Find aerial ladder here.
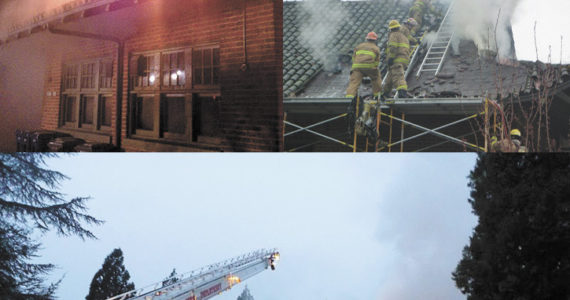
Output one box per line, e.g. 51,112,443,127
105,249,280,300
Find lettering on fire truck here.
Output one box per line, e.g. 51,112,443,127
200,283,222,299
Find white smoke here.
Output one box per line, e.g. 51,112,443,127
299,0,347,71
451,0,522,59
0,0,99,39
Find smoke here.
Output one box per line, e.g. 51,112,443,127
0,34,49,151
0,0,97,39
451,0,522,59
299,0,347,71
421,31,438,47
374,158,477,300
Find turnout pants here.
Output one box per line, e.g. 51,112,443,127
383,63,408,95
346,68,382,98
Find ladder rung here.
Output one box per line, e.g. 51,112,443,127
424,63,440,66
429,52,445,55
432,47,447,49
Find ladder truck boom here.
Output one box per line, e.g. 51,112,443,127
106,249,280,300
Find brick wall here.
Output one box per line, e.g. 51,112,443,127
39,0,283,152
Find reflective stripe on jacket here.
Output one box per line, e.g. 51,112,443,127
352,41,381,70
387,30,410,67
400,26,418,45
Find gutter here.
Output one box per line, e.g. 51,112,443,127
48,26,125,149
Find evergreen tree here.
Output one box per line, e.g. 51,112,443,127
86,249,135,300
0,221,58,299
0,153,103,299
237,286,254,300
162,268,179,287
453,154,570,299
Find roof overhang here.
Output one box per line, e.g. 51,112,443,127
284,97,487,116
1,0,154,45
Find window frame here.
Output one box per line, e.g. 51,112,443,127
59,58,114,133
128,44,221,144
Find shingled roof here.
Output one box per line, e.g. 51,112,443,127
406,40,533,99
284,0,569,100
283,0,423,97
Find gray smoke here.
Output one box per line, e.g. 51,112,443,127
299,0,347,71
451,0,522,59
0,0,81,38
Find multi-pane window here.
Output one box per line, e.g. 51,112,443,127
162,52,186,87
193,96,220,137
81,63,96,89
80,95,95,125
99,96,112,127
60,59,113,131
63,95,77,124
134,55,157,88
63,65,78,90
161,96,186,134
99,61,113,89
134,96,154,131
193,48,220,86
129,46,221,143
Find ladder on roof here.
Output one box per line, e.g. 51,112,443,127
416,1,456,78
106,249,280,300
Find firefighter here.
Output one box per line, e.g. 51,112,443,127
401,18,419,46
345,32,383,100
492,129,528,152
383,20,410,99
408,0,437,35
510,129,528,152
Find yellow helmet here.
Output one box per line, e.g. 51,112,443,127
389,20,401,30
510,129,522,137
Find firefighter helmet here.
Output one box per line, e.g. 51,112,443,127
366,31,378,41
404,18,418,27
389,20,401,30
510,129,522,137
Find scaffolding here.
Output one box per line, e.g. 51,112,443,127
283,1,508,152
284,96,499,152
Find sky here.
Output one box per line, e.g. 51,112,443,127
511,0,570,63
282,0,570,63
30,154,479,300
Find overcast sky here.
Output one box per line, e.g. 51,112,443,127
511,0,570,63
32,154,478,300
282,0,570,63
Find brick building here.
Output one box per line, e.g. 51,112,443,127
1,0,283,152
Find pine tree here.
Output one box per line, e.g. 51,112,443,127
0,153,103,298
86,249,135,300
453,154,570,299
0,221,58,299
0,153,103,239
237,286,254,300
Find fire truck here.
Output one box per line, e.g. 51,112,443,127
106,249,280,300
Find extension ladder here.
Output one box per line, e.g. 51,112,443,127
416,1,456,77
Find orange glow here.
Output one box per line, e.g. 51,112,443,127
227,275,241,284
